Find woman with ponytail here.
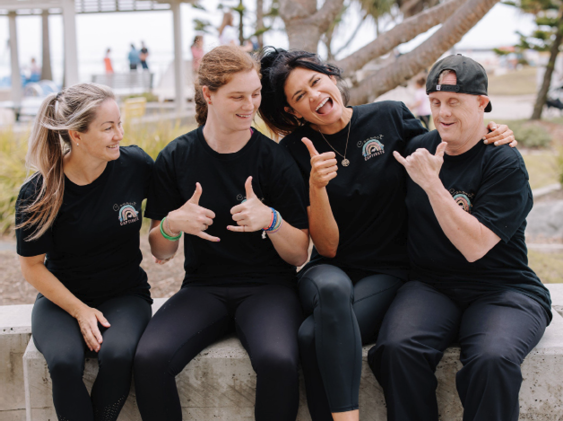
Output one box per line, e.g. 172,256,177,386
16,83,154,421
133,45,309,421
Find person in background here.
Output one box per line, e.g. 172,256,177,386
191,35,204,75
16,83,153,421
104,48,114,74
128,44,140,71
410,75,432,128
218,11,253,52
139,41,149,71
370,54,551,421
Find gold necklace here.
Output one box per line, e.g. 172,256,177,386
318,120,352,167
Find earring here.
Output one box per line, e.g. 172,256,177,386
76,142,79,146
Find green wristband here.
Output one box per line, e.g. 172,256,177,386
160,217,182,241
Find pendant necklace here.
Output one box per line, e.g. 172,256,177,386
318,119,352,167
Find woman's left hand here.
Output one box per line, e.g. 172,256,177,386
228,176,272,232
484,121,517,147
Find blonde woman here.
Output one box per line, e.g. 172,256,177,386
16,83,153,421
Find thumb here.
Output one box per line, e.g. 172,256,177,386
245,176,257,199
188,182,202,204
96,311,111,328
301,137,319,157
435,142,447,158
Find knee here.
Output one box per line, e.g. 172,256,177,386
99,343,136,372
134,338,169,375
304,266,353,306
253,348,299,380
369,334,419,370
47,351,84,381
465,346,520,375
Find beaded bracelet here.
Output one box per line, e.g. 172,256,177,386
160,217,182,241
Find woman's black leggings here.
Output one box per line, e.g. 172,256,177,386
133,283,303,421
32,294,152,421
298,264,403,419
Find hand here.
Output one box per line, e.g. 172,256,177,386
228,176,271,232
302,137,338,189
393,142,447,191
155,255,174,265
484,121,517,147
74,305,111,352
167,183,220,242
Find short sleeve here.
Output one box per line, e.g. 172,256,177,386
137,146,154,198
265,153,309,230
400,102,427,142
471,156,532,243
15,175,54,257
145,147,183,221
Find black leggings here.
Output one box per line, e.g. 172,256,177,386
298,264,403,419
32,294,152,421
133,283,303,421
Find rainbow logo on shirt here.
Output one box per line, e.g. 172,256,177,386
118,205,139,226
453,193,472,213
362,139,385,161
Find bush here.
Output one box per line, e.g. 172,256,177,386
510,121,552,148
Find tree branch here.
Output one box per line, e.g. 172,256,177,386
308,0,346,33
279,0,313,21
348,0,501,104
334,0,466,75
333,11,369,57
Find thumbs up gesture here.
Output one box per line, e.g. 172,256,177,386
167,182,220,242
302,137,338,189
393,142,447,191
228,176,272,233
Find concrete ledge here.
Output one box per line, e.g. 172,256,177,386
0,304,33,421
22,297,563,421
549,283,563,317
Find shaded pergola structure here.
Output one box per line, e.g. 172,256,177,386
0,0,194,112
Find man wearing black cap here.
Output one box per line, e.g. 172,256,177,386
368,55,552,421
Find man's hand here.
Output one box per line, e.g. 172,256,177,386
228,176,272,232
393,142,447,191
167,183,220,242
302,137,338,189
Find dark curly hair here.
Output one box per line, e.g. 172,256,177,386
258,47,349,137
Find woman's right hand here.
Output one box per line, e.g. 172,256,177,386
302,138,338,189
74,305,111,352
167,182,220,242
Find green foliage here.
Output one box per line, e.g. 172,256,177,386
511,121,553,147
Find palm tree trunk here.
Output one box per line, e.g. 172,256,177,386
256,0,264,49
531,9,563,120
41,10,52,81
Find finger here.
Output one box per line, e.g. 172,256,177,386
317,166,339,177
486,121,498,131
301,137,319,157
188,182,202,205
82,329,97,351
435,142,447,158
393,150,408,166
230,204,244,215
95,310,111,328
509,139,518,148
312,158,338,169
201,208,215,219
324,171,338,181
245,176,257,199
227,225,246,232
196,231,220,242
92,323,104,345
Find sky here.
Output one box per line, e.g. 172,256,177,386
0,1,536,85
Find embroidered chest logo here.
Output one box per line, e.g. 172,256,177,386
357,135,385,161
114,202,139,226
449,189,474,213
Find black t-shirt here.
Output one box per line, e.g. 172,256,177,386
281,101,427,279
405,131,552,321
16,145,154,306
145,126,309,286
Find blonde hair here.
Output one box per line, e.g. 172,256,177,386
19,83,115,240
438,69,456,84
194,45,260,127
218,12,234,36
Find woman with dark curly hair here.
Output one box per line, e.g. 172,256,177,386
258,47,516,421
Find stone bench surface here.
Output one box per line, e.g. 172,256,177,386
23,300,563,421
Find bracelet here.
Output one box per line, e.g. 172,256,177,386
263,208,283,233
160,217,182,241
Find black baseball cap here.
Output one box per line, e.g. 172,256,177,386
426,54,492,112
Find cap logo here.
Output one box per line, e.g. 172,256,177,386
436,85,441,91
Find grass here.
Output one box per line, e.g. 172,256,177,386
529,250,563,284
487,67,538,96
